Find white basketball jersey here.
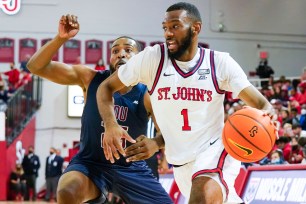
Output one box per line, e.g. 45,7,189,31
118,43,251,165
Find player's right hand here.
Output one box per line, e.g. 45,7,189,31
58,14,79,40
244,105,279,139
125,135,159,162
102,124,136,163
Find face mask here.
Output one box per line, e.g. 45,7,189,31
301,109,306,115
271,158,281,164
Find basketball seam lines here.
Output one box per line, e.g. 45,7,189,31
227,117,268,154
234,113,273,147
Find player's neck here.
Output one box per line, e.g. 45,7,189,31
175,43,199,62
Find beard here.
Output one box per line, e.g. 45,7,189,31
168,28,193,59
109,59,127,74
109,64,116,74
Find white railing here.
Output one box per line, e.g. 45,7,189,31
248,76,301,89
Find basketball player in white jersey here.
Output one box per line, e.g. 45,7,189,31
97,2,276,203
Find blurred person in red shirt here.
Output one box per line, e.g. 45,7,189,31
288,97,301,114
274,136,292,163
3,62,20,91
17,69,32,88
297,82,306,105
289,87,302,102
94,58,106,71
288,136,304,164
298,137,306,163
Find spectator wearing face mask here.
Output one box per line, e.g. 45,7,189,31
269,149,286,165
297,82,306,105
45,147,64,202
255,59,274,88
259,149,288,165
274,136,292,163
22,146,40,201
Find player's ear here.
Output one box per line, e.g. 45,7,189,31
192,22,201,35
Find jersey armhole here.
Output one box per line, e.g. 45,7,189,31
210,50,225,94
148,44,165,95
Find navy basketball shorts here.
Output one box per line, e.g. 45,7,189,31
64,158,173,204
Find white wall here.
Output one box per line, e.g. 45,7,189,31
1,0,306,189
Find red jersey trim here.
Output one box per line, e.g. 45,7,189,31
210,50,225,94
149,44,165,95
170,47,205,78
192,149,229,200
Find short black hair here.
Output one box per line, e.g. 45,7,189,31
113,36,142,51
166,2,202,23
276,136,290,144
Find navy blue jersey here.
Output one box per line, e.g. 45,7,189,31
76,70,148,165
65,71,173,203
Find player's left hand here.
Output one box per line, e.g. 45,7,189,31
125,135,159,162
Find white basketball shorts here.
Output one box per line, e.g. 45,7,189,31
172,138,243,203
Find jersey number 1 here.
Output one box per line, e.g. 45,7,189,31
181,109,191,131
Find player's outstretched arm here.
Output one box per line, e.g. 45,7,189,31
27,14,87,86
97,70,136,163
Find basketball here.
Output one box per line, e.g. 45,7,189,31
222,107,276,163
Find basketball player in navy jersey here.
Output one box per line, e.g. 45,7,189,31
97,2,277,204
27,15,172,204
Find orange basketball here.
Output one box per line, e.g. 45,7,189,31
222,107,276,163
